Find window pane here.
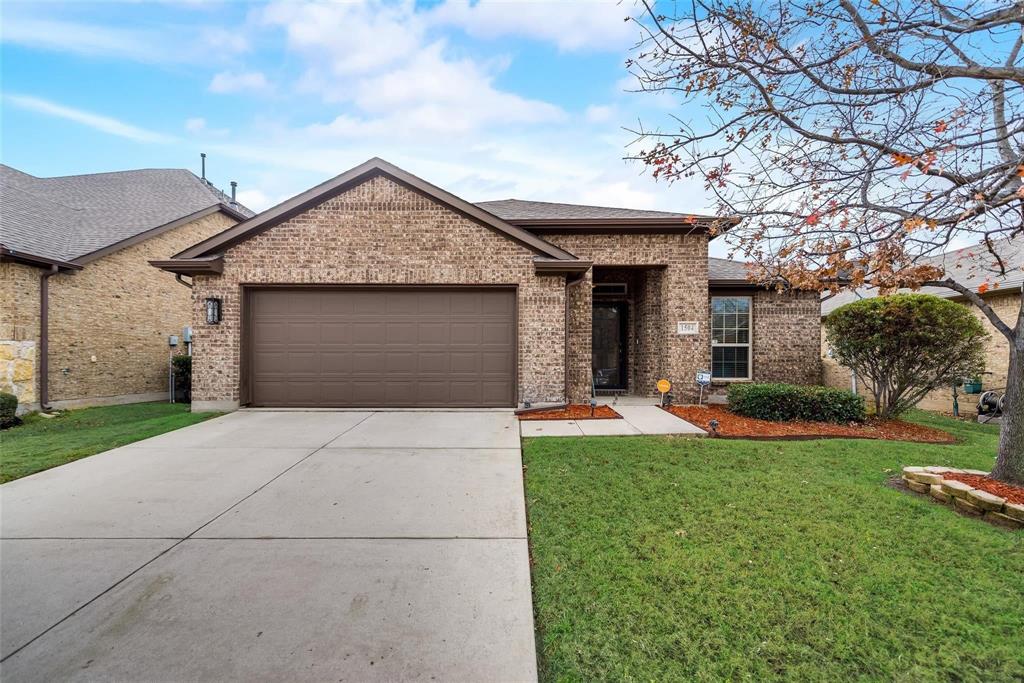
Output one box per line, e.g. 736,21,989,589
712,345,750,379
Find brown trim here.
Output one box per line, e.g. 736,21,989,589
73,204,245,266
39,265,59,410
149,257,224,275
534,258,593,274
0,245,82,271
239,284,520,408
174,158,577,262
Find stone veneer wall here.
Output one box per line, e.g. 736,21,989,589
190,175,567,409
0,211,236,411
821,290,1020,413
542,232,709,402
0,262,42,408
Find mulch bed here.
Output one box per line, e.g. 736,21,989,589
518,405,622,420
664,404,956,444
941,472,1024,505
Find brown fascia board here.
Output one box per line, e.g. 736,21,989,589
0,245,82,271
73,204,245,266
174,158,579,263
149,256,224,275
533,258,593,274
519,216,741,235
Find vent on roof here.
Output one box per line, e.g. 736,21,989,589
593,282,627,296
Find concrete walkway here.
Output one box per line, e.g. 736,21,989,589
520,404,706,438
1,410,536,682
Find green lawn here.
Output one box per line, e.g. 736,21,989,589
524,412,1023,682
0,402,220,483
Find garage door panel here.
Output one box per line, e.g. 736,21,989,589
320,323,350,344
450,323,481,345
417,323,449,344
385,352,416,373
249,288,515,407
449,352,480,374
351,322,385,344
481,352,512,374
386,322,417,344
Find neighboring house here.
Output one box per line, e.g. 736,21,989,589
153,158,821,411
0,164,253,413
821,237,1023,413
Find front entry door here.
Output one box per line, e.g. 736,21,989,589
592,302,628,391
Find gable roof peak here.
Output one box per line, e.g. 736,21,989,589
171,157,577,263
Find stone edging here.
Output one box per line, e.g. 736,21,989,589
902,467,1024,529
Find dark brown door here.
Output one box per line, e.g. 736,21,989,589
248,288,516,407
592,301,628,390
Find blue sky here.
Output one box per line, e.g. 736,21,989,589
2,0,722,250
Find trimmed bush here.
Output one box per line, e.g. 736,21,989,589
824,294,986,418
1,392,19,429
728,383,866,423
172,355,192,402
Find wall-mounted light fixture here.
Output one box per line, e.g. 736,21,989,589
205,297,222,325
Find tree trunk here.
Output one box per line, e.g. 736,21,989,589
991,343,1023,485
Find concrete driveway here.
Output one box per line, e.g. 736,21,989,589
0,410,536,682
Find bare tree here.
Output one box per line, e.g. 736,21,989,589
628,0,1024,482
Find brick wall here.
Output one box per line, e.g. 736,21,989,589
543,233,709,402
190,175,567,408
750,289,822,384
36,211,237,407
822,290,1020,413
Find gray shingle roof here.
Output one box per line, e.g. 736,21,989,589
476,198,709,221
821,237,1024,315
0,165,253,263
708,257,753,282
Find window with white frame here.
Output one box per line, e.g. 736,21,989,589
711,296,751,379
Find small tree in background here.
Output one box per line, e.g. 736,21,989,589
825,295,987,418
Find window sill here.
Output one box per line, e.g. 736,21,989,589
711,378,752,384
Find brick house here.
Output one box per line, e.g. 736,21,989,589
154,158,821,411
821,237,1022,413
0,164,252,412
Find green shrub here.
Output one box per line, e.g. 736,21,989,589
727,383,866,423
172,355,192,401
0,392,19,429
824,294,986,418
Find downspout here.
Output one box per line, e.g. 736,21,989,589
175,273,193,289
39,265,59,411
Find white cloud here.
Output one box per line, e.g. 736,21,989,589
5,94,176,144
208,70,271,94
185,117,207,132
428,0,636,52
1,8,248,64
235,188,278,212
585,104,616,123
259,1,564,136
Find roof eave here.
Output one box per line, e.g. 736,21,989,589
533,258,593,274
516,216,740,234
72,204,239,266
149,256,224,276
0,245,82,271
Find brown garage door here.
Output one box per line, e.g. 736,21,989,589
247,288,516,407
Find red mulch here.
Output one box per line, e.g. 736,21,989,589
518,404,622,420
941,472,1024,505
664,404,956,444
